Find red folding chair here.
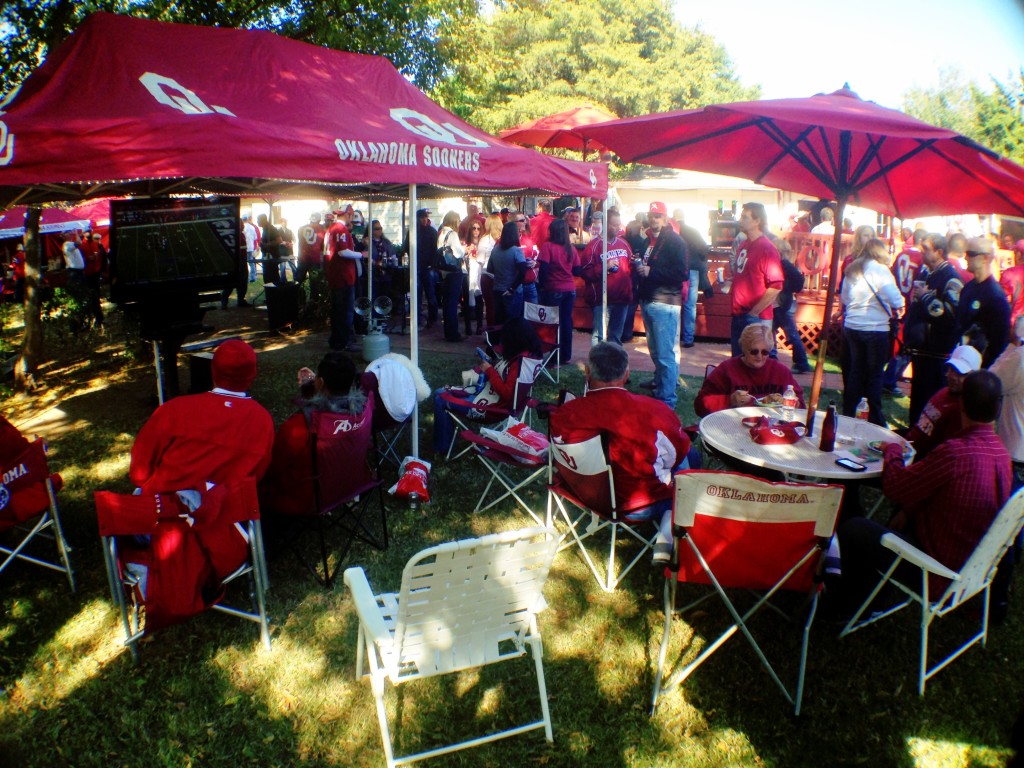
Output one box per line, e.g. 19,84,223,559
652,470,843,715
263,392,388,587
0,439,75,590
546,433,660,592
524,302,560,383
459,422,548,523
95,479,271,658
439,356,543,460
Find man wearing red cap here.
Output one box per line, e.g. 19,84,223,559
636,201,689,409
128,339,274,608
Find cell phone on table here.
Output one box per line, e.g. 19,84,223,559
835,457,867,472
475,347,489,361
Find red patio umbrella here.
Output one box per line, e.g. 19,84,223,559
581,87,1024,415
498,105,617,160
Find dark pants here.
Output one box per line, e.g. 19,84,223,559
418,269,438,323
842,328,890,424
540,289,576,364
838,517,919,615
329,284,355,349
85,272,104,326
496,287,524,324
909,353,948,426
441,270,463,340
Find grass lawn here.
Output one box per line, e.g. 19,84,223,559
0,304,1020,768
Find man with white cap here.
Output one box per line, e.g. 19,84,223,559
636,201,689,409
904,344,983,460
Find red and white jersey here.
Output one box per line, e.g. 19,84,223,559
732,235,784,319
324,220,356,289
891,247,923,303
1000,264,1024,327
298,222,326,267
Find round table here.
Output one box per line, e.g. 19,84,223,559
698,406,914,480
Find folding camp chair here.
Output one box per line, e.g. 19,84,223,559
546,433,660,592
459,425,548,523
840,487,1024,695
269,392,388,587
524,302,560,383
652,471,843,715
361,363,418,472
344,526,559,768
0,438,75,590
439,356,543,460
95,479,271,658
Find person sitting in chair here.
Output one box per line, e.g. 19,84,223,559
548,342,693,564
260,352,368,517
694,325,805,417
127,339,274,628
432,317,542,454
837,369,1012,617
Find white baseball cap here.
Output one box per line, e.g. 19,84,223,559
947,345,982,374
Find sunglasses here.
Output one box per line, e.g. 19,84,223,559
745,348,771,356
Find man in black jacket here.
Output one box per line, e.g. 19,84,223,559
637,201,689,409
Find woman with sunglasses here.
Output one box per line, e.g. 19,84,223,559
694,324,804,417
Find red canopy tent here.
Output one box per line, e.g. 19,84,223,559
0,206,90,239
498,105,617,159
66,198,113,228
0,13,606,205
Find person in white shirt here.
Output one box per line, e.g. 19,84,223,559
990,316,1024,489
810,207,835,235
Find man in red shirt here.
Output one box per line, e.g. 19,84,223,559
730,202,784,356
838,369,1011,612
580,208,633,344
296,212,326,284
1001,244,1024,328
530,198,555,248
549,342,692,563
323,208,363,352
903,344,981,459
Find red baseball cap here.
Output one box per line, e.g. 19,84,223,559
747,416,805,445
649,202,668,216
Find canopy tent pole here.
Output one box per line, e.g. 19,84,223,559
409,184,420,458
366,200,373,303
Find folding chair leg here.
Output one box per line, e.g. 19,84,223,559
528,634,554,742
48,480,76,591
651,570,678,714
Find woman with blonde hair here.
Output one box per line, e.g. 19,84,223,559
840,238,904,424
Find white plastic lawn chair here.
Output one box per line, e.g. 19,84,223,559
840,486,1024,695
344,526,559,768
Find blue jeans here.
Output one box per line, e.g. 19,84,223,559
496,287,524,323
329,285,355,349
641,301,681,409
773,304,810,371
591,303,629,345
247,251,257,282
441,270,463,339
522,282,538,306
541,289,576,364
682,269,700,345
842,328,889,424
730,313,771,357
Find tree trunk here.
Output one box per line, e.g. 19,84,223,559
14,206,42,391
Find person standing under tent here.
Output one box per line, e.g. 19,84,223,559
580,209,633,345
956,237,1010,369
324,208,362,353
436,211,466,342
296,212,325,284
530,198,555,249
537,218,582,365
487,221,527,323
242,215,259,283
676,210,710,350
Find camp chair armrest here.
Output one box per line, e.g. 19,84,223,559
343,566,394,650
880,533,959,581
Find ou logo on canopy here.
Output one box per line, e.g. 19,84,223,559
139,72,236,116
389,108,488,149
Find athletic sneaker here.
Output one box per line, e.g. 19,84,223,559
652,543,672,565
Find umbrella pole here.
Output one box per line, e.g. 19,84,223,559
806,197,848,419
601,195,609,342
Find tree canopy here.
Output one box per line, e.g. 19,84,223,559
0,0,473,96
432,0,758,132
902,67,1024,165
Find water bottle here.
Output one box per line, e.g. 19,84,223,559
854,397,870,444
781,385,798,422
818,402,837,452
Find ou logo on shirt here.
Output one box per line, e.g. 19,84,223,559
735,248,749,274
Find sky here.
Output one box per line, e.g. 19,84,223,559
677,0,1024,109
